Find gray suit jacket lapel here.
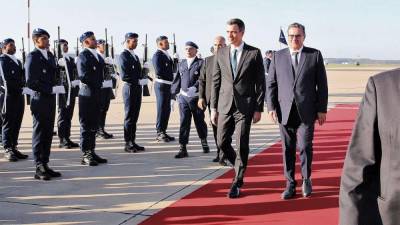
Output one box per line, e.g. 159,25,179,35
224,47,234,81
284,48,295,85
235,44,249,81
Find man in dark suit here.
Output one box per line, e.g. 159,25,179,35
266,22,328,199
263,50,273,74
198,36,227,165
152,36,175,142
56,39,80,149
171,41,209,158
119,32,147,153
77,31,108,166
26,28,63,180
339,69,400,225
210,18,265,198
0,38,28,162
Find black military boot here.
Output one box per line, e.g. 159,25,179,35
96,128,113,139
60,138,79,149
12,147,28,160
201,139,210,153
34,164,51,180
91,150,108,164
43,164,62,178
81,151,98,166
175,144,189,158
124,142,137,153
4,148,18,162
156,132,169,142
132,143,145,151
164,132,175,141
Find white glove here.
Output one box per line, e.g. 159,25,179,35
57,58,66,67
111,73,119,79
22,87,35,95
74,57,79,64
173,53,179,59
52,85,66,94
170,99,175,112
102,79,113,88
143,62,150,69
71,80,80,87
139,78,148,86
187,86,197,97
104,57,114,65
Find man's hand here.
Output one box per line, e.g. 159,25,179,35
211,110,218,126
268,111,278,124
253,111,262,124
317,112,327,126
198,98,206,110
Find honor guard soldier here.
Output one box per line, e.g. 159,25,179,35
96,39,115,139
0,41,3,145
0,38,28,162
26,28,63,180
56,39,80,149
198,36,227,165
119,32,147,153
77,31,108,166
152,36,175,142
171,41,209,158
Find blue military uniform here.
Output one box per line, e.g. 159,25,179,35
26,28,60,180
119,32,146,152
0,40,27,161
171,41,209,158
76,31,108,166
152,40,175,142
56,40,80,148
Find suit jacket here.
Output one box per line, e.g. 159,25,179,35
210,43,265,116
152,50,174,81
76,49,104,97
199,55,216,104
26,48,57,96
0,55,25,95
171,57,203,99
339,69,400,225
266,47,328,125
119,49,142,85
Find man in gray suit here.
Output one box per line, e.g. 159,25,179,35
210,18,265,198
198,35,227,165
339,69,400,225
266,22,328,199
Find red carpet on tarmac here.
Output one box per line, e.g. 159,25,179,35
140,104,359,225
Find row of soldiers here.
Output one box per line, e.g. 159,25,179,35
0,28,227,180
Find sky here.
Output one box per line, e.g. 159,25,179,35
1,0,399,60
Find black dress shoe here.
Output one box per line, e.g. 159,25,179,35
44,164,62,177
34,165,51,180
81,152,98,166
12,148,29,160
212,156,220,162
281,184,296,200
4,149,18,162
302,179,312,197
156,133,169,142
164,133,175,141
228,183,240,198
201,139,210,153
132,143,145,151
96,129,113,139
175,145,188,158
219,157,228,166
124,142,137,153
59,138,79,149
91,151,108,164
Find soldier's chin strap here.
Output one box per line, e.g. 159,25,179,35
0,63,7,114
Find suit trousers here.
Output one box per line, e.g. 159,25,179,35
208,106,222,157
217,103,252,184
178,95,207,145
79,93,100,151
279,102,315,186
31,94,56,165
123,84,142,143
2,94,25,149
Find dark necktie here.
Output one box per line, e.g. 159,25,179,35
232,49,238,77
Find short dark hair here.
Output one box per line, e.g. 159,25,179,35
227,18,245,32
287,22,306,37
156,36,168,43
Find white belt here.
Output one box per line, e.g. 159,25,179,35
155,78,172,85
179,89,198,98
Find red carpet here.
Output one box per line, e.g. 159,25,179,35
140,104,359,225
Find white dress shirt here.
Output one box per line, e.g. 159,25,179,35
289,46,304,65
86,47,99,61
37,48,49,60
159,49,171,60
4,53,19,65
